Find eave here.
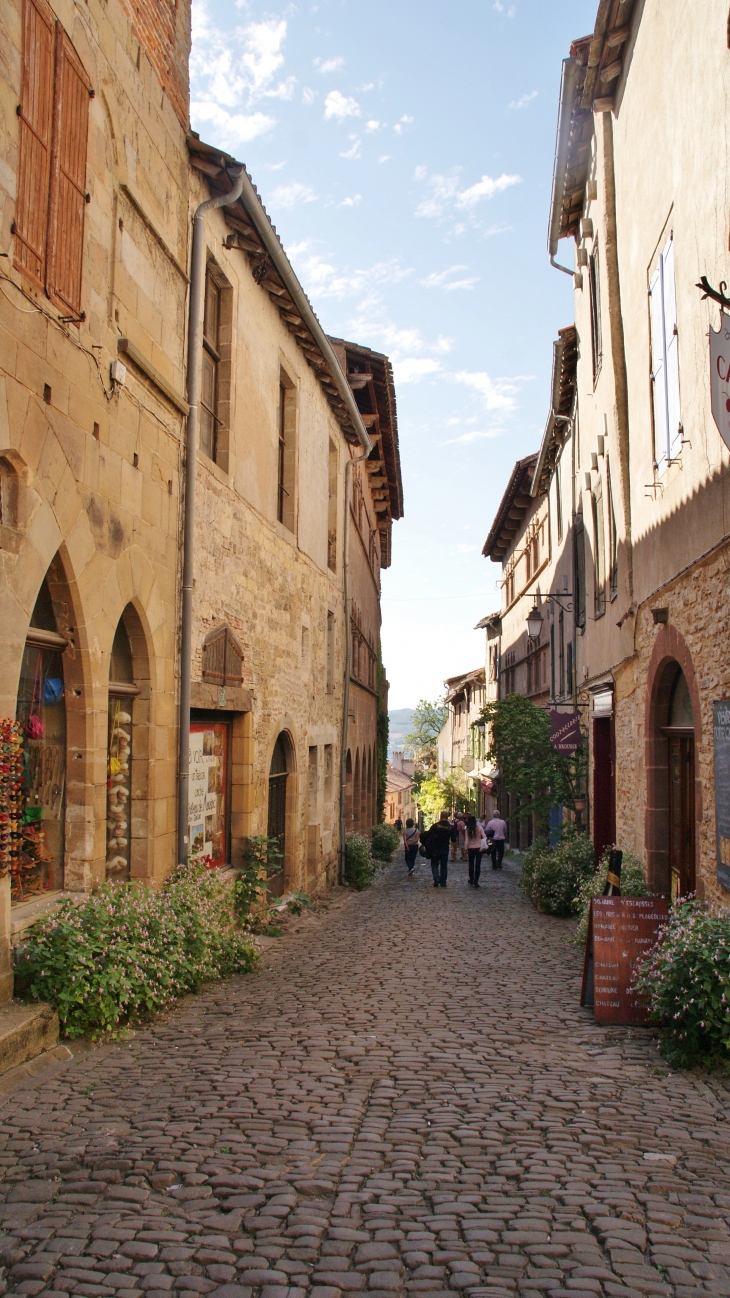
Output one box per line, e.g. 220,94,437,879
531,325,578,498
482,454,538,563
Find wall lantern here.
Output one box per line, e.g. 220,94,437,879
526,605,543,640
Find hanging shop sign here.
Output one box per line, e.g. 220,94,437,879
710,313,730,450
713,700,730,891
549,709,582,753
581,895,668,1025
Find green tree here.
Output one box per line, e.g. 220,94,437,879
416,769,470,826
481,694,586,834
404,697,448,771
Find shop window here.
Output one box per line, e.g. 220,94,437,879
188,718,230,867
15,577,67,902
106,616,139,883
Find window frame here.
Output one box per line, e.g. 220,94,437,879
589,242,603,385
649,233,682,473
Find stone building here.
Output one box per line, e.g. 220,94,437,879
0,0,192,998
384,751,417,828
0,0,402,1017
545,0,730,902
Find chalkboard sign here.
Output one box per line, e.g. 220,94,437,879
581,896,668,1025
714,701,730,891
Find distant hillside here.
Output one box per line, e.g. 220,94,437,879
388,708,414,758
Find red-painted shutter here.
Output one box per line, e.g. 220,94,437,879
14,0,55,290
45,25,91,316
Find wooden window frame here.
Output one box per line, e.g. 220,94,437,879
589,243,603,385
14,0,91,318
277,371,297,531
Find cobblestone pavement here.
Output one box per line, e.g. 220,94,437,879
0,855,729,1298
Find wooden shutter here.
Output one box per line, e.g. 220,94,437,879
14,0,55,290
45,25,91,316
662,237,682,458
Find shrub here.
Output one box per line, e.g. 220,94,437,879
344,833,379,890
14,862,258,1039
574,847,653,945
371,823,401,860
521,826,595,916
632,900,730,1069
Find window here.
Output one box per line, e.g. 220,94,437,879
592,478,606,618
201,624,243,687
607,459,618,599
550,624,556,699
559,609,565,698
326,609,335,694
14,0,92,317
323,744,333,800
200,267,221,461
575,510,586,629
327,439,338,571
277,373,297,530
555,457,563,542
567,642,574,696
525,544,531,582
589,244,603,382
649,234,681,470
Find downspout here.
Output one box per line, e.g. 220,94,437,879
339,448,369,884
177,166,245,865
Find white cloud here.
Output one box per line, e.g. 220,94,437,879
452,370,521,412
270,182,316,209
415,168,521,220
340,194,362,207
445,429,505,445
324,90,361,120
365,120,381,133
454,543,478,552
394,114,414,134
508,90,537,110
393,358,441,384
493,1,516,13
421,265,479,292
314,56,344,73
242,18,288,96
378,154,391,164
432,336,454,354
340,137,361,159
302,87,316,105
292,252,412,300
190,5,293,148
189,102,276,148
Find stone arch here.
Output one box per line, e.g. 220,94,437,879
106,602,153,884
266,727,297,895
644,623,702,896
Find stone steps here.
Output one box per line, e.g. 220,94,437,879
0,1001,59,1076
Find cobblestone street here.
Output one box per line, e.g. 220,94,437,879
0,856,729,1298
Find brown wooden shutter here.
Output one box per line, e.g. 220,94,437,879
14,0,55,290
45,24,91,316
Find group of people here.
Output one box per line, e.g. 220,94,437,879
399,809,507,888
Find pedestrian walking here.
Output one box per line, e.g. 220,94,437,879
422,810,455,887
402,818,420,876
457,814,468,861
450,813,459,860
485,809,507,869
394,816,403,831
464,814,487,886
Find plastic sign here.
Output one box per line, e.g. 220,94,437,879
710,312,730,449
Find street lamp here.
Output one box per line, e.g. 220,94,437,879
526,605,543,640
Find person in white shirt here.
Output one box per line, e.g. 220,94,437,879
402,819,420,876
485,811,507,870
464,815,487,887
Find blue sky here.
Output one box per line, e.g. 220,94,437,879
190,0,597,709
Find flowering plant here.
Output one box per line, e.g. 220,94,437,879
345,832,380,890
14,861,257,1039
632,899,730,1069
521,826,595,916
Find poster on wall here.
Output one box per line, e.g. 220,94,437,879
713,701,730,890
188,725,228,866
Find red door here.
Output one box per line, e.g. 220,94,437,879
592,716,616,864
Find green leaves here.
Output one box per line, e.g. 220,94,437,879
632,901,730,1069
404,698,448,770
482,694,586,832
371,823,401,860
14,863,258,1039
344,833,381,890
521,828,595,916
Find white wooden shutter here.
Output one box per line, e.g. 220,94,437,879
649,261,668,467
662,237,681,457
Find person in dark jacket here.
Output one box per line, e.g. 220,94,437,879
422,810,455,888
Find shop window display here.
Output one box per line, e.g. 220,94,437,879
107,618,137,883
14,580,67,902
188,721,229,866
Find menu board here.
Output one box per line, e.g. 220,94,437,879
581,896,668,1025
188,723,228,866
714,701,730,891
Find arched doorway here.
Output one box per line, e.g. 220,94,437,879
15,575,67,901
665,668,696,900
106,606,149,882
267,733,291,896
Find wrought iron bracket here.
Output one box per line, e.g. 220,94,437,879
696,275,730,311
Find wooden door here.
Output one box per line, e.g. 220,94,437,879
669,736,695,900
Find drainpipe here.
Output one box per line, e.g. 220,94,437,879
339,449,369,884
177,166,245,865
